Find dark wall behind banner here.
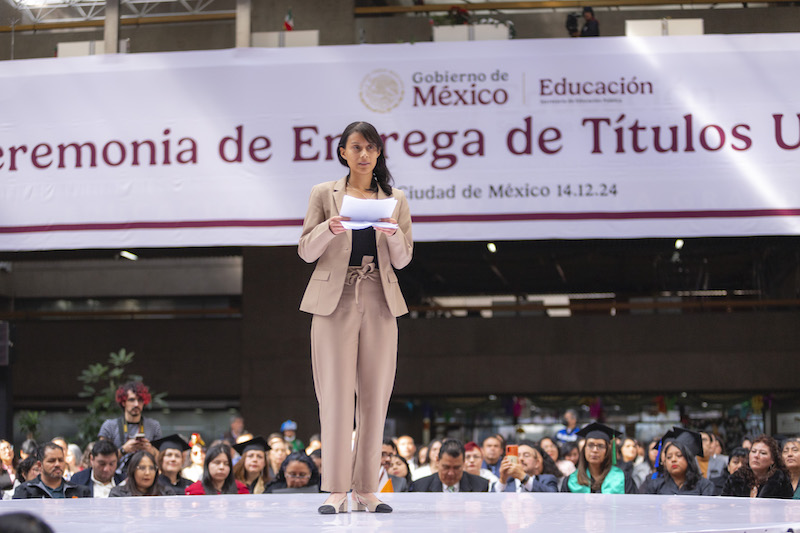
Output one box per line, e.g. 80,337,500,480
10,246,800,440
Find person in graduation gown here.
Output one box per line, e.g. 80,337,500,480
185,443,249,495
232,437,271,495
152,435,193,494
561,423,637,494
639,427,716,495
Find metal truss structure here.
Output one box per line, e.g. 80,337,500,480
8,0,234,24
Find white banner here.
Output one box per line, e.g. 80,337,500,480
1,34,799,251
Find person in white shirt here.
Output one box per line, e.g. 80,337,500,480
494,441,559,493
69,440,121,498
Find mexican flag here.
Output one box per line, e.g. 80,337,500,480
283,9,294,31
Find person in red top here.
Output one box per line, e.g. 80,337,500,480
185,444,249,495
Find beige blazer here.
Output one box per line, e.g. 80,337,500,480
298,177,413,317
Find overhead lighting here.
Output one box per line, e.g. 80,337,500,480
486,242,497,253
119,250,138,261
674,239,684,250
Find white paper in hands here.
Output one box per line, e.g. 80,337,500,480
340,196,398,230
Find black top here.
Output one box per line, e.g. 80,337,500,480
639,475,716,495
581,19,599,37
722,468,794,498
349,227,378,267
158,474,192,494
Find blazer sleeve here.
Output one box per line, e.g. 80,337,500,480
298,183,337,264
385,189,413,270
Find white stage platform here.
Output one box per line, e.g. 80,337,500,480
2,493,799,533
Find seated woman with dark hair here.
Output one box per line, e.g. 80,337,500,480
539,437,575,478
232,437,271,495
722,434,793,498
2,456,40,500
389,454,413,488
151,435,193,494
109,451,176,497
711,446,748,495
639,428,715,495
632,438,659,488
561,423,637,494
265,452,321,493
185,443,249,495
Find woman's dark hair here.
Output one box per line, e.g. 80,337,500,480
278,452,320,487
561,441,579,462
520,440,562,478
538,437,562,461
659,440,703,490
645,438,660,469
21,439,38,458
125,450,159,496
337,121,394,196
16,456,38,482
391,454,413,486
201,443,238,495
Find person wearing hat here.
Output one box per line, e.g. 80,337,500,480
151,435,193,494
580,7,599,37
232,437,271,494
639,428,715,495
281,420,305,453
562,423,636,494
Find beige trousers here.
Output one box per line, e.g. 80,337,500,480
311,263,398,493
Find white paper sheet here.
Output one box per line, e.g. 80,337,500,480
340,196,398,230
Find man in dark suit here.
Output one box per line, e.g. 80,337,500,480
410,439,489,492
14,443,91,499
70,440,124,497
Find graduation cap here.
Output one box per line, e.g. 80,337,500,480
663,427,704,458
576,422,622,442
232,436,270,456
577,423,623,465
151,434,191,454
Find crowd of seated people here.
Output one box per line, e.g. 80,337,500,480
2,393,798,501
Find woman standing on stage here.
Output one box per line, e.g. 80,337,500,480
298,121,413,514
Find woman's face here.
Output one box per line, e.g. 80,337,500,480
161,449,183,475
584,438,608,467
428,442,442,470
621,439,638,463
565,447,580,466
664,444,688,480
244,450,266,475
339,131,380,181
749,442,774,474
133,456,157,491
540,438,559,462
208,453,231,483
389,456,408,478
783,441,800,471
191,445,205,466
270,441,288,466
418,446,428,465
0,441,13,463
284,460,312,488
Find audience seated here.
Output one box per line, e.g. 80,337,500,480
561,423,637,494
710,446,747,495
639,428,715,495
389,454,413,488
463,441,499,488
1,439,17,493
632,438,659,488
266,433,290,481
13,442,91,499
232,436,271,494
264,452,320,493
109,450,175,497
182,433,206,482
379,439,408,492
411,439,441,481
186,443,249,495
495,441,558,493
480,435,504,478
699,432,728,479
540,436,577,478
410,439,489,492
152,435,193,494
722,435,793,498
2,455,40,500
69,440,123,497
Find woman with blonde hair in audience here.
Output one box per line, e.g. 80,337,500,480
781,437,800,499
152,435,193,494
722,434,793,498
562,423,637,494
110,450,176,497
232,437,271,494
185,443,249,495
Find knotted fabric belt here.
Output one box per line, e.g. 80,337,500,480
345,260,379,307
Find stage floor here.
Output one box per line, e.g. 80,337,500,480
2,493,799,533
